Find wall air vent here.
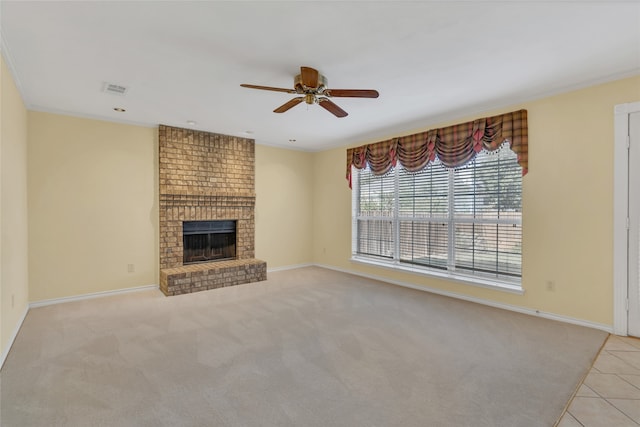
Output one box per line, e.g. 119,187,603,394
102,82,128,96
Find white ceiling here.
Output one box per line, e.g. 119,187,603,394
2,1,639,151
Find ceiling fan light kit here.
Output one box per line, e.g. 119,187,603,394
241,66,379,118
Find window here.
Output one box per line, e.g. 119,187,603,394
352,143,522,286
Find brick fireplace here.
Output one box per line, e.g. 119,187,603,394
158,125,266,296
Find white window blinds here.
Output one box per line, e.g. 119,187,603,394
353,143,522,282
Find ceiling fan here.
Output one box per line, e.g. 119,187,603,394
240,66,379,118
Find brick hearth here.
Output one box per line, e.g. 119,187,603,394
160,259,267,296
158,125,266,296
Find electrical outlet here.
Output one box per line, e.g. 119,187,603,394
546,280,556,292
127,264,135,273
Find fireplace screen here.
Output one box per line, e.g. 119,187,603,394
183,220,236,264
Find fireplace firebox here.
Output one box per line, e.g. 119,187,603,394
183,220,236,264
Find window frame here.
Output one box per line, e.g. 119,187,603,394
351,148,523,294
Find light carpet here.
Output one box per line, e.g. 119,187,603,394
0,267,607,426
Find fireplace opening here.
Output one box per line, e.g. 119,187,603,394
183,220,236,264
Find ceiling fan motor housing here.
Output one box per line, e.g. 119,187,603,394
295,73,327,94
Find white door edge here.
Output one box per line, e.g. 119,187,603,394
613,101,640,336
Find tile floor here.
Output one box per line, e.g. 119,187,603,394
557,334,640,426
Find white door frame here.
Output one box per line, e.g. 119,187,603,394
613,101,640,335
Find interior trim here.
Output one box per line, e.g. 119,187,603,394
267,263,314,273
613,101,640,336
29,284,159,308
0,305,29,371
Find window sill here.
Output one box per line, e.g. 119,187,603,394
350,256,524,295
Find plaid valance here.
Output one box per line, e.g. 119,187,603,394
346,109,528,188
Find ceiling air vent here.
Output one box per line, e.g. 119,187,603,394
102,82,128,96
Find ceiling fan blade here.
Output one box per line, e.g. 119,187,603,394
274,97,304,113
324,89,379,98
301,66,319,89
318,98,348,118
241,84,297,94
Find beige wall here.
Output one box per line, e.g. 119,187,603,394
1,56,29,356
11,71,640,331
27,113,158,301
26,115,315,301
312,75,640,327
255,144,313,268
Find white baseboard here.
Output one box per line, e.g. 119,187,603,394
314,263,613,334
0,304,29,371
29,284,159,308
267,263,314,273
